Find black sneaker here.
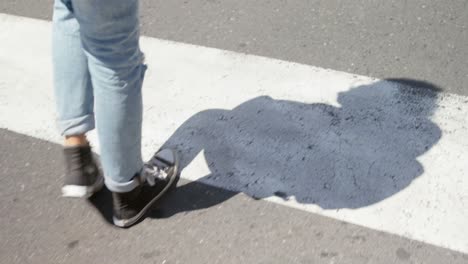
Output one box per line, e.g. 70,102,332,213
112,148,179,227
61,145,104,198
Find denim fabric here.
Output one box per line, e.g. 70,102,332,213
53,0,146,192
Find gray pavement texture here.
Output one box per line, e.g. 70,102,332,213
1,129,467,263
1,0,467,96
1,1,468,263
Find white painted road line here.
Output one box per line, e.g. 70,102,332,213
0,13,467,253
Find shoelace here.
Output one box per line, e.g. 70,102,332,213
143,163,168,186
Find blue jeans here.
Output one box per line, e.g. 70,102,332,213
52,0,146,192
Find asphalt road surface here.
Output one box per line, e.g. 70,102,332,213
0,1,467,263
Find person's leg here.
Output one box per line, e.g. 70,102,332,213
52,0,103,197
53,0,94,140
69,0,145,193
71,0,179,227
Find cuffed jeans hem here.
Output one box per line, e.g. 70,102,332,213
105,173,142,193
58,114,95,136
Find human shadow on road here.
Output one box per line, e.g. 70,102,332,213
90,78,442,223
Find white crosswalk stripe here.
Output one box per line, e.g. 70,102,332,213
0,13,467,253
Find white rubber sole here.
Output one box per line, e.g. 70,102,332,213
62,175,104,198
